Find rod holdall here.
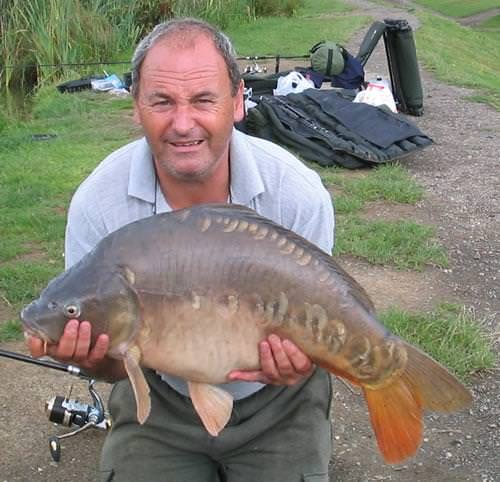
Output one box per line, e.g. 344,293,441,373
384,19,424,116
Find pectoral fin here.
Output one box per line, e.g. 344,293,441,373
188,381,233,436
124,345,151,424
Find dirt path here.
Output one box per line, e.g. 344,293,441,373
332,1,499,480
458,8,500,26
0,1,499,481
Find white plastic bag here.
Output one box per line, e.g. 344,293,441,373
273,71,315,96
91,74,124,92
353,82,397,113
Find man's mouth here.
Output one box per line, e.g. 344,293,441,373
170,140,203,147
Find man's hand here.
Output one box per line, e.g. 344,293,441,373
26,319,121,379
228,334,314,386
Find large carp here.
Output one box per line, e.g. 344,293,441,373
21,204,472,463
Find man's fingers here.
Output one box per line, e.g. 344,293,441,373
227,336,314,386
26,334,46,358
227,370,270,384
268,334,301,378
50,319,80,361
72,321,92,362
87,334,110,365
282,339,313,375
259,338,282,381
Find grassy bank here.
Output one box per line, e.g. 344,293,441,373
416,11,500,110
413,0,500,18
0,90,137,317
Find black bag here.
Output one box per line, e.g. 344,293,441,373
243,90,432,169
331,49,365,90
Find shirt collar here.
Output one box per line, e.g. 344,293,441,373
127,129,265,207
229,128,265,205
128,137,156,204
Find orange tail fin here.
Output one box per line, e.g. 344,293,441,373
362,342,472,464
363,373,423,463
320,341,473,464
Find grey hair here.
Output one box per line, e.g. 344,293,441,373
131,18,241,97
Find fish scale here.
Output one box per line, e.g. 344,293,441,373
21,203,472,464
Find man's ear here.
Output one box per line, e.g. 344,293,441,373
133,103,141,125
233,80,245,123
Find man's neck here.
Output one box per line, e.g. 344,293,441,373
154,160,231,211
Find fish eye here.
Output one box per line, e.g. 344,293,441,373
64,303,81,318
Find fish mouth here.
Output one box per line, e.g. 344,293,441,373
22,324,54,344
20,304,56,343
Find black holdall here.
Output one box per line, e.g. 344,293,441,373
243,90,433,169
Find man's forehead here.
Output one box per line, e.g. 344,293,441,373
152,31,219,58
139,33,231,89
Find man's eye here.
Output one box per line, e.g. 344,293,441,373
197,98,214,104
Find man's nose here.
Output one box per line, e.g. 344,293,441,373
171,105,196,134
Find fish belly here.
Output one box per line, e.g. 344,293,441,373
138,294,266,383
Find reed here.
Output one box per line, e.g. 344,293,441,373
0,0,306,107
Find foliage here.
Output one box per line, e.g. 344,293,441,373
247,0,305,18
1,0,126,97
0,319,23,341
381,304,497,380
299,0,353,16
0,0,322,102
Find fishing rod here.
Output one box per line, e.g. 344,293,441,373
0,348,87,377
0,348,110,462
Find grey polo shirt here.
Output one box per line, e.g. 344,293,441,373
65,128,335,399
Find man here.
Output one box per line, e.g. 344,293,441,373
28,18,335,482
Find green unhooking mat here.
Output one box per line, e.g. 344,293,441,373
244,89,432,169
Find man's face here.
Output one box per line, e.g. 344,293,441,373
134,34,244,182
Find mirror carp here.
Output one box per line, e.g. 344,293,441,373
21,204,472,463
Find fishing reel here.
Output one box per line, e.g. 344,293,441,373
0,348,111,463
46,379,111,462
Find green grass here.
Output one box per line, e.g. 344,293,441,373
416,11,500,110
0,87,137,336
0,319,23,341
381,304,497,381
299,0,353,16
318,164,425,210
479,14,500,29
335,217,448,270
0,90,135,265
314,164,445,269
414,0,500,18
227,14,370,55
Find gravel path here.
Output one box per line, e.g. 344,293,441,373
332,1,499,480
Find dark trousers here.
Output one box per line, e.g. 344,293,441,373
100,368,333,482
